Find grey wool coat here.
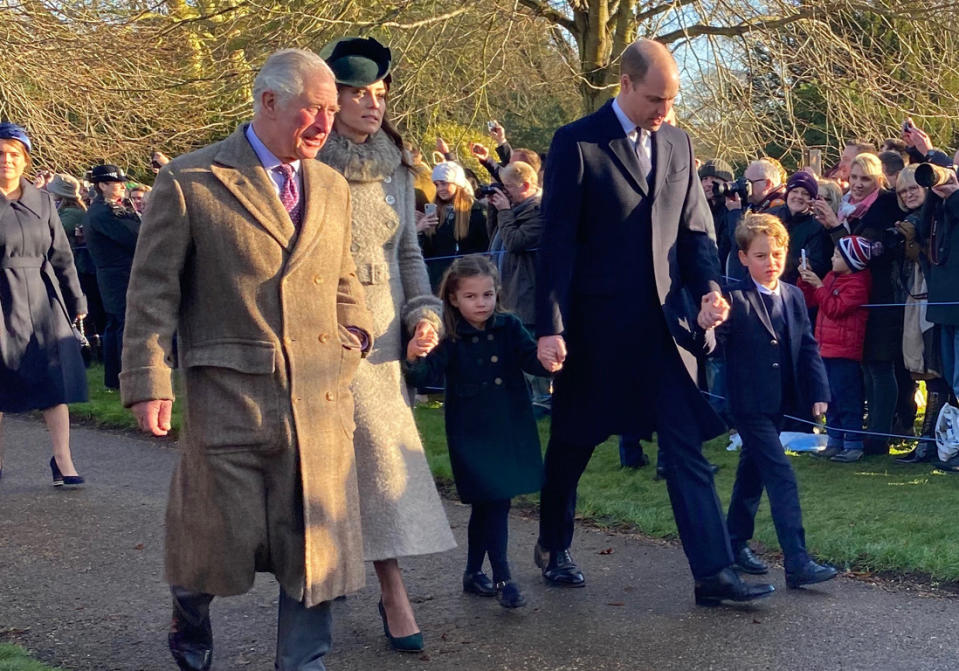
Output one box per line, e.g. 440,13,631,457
120,125,374,607
319,130,456,560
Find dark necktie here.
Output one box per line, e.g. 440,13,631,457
761,291,786,337
274,164,302,227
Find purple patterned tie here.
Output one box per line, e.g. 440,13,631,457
274,163,302,227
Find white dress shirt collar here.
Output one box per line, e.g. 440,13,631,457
752,277,782,297
611,98,651,156
245,124,301,197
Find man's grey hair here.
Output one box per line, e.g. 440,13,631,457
252,49,333,115
746,159,782,186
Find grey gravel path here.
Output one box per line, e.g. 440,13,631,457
0,415,956,671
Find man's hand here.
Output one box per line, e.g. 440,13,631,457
698,291,730,330
537,335,566,373
812,402,828,418
488,190,511,211
470,142,490,162
932,169,959,200
725,193,742,211
904,125,933,156
132,399,173,436
435,137,450,156
489,121,506,146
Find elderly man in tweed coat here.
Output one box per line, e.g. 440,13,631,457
120,49,373,671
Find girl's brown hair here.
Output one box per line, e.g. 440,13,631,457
438,254,502,339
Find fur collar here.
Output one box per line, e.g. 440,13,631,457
319,130,402,182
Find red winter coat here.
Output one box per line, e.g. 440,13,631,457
799,270,871,361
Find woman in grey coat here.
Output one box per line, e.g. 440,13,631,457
0,123,87,485
319,37,455,652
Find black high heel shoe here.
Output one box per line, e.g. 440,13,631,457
377,600,423,653
50,457,84,487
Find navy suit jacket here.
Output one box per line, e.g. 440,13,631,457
535,99,724,444
724,277,830,418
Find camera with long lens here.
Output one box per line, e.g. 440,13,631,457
712,177,752,201
914,163,958,189
475,183,504,198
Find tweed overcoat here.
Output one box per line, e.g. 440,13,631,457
120,125,374,607
0,180,87,412
318,131,455,560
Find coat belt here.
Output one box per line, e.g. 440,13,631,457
0,256,44,269
357,261,388,285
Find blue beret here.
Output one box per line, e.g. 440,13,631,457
0,122,31,154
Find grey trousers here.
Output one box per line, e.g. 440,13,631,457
171,585,332,671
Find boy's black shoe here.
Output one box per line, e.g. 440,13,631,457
785,560,838,588
814,446,842,459
495,580,526,608
732,546,769,575
462,571,497,597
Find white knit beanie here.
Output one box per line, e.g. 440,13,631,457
431,161,473,196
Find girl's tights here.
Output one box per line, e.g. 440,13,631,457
466,499,511,583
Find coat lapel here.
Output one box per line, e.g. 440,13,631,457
599,102,649,197
743,280,778,338
210,126,295,249
285,159,330,275
652,130,674,198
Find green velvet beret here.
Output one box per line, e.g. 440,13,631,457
319,37,392,87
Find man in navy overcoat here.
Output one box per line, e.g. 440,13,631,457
534,39,775,605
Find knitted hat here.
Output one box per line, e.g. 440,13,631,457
698,158,734,183
837,235,875,272
431,161,473,196
786,171,819,199
47,174,81,200
320,37,392,87
0,122,31,153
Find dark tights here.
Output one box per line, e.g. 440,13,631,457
466,499,511,583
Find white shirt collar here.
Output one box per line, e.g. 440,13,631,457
245,124,300,176
752,277,781,297
611,98,651,155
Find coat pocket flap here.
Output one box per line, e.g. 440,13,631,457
183,339,276,374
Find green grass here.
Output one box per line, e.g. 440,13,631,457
69,365,959,584
0,645,63,671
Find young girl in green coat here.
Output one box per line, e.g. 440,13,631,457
405,255,549,608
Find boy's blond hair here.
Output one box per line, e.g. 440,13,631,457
735,212,789,252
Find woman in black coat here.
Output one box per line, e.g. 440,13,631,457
0,123,87,485
84,164,140,390
813,152,904,454
768,172,833,285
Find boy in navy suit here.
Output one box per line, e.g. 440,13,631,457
722,213,838,588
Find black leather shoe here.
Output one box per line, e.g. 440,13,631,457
732,546,769,575
168,612,212,671
463,571,497,597
535,543,585,587
895,442,935,464
694,567,775,606
496,580,527,608
785,560,838,589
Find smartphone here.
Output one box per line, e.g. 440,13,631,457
424,203,437,217
903,118,914,133
800,249,808,270
808,149,822,177
487,120,498,132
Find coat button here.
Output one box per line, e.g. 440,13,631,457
326,391,335,401
472,336,479,343
385,195,396,205
772,363,780,369
487,334,494,341
494,377,503,385
313,275,322,285
771,340,778,346
318,333,329,343
490,355,499,363
350,241,360,252
384,176,392,184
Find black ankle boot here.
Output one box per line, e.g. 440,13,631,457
898,392,946,463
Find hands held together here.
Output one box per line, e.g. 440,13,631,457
406,320,440,362
697,291,730,330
